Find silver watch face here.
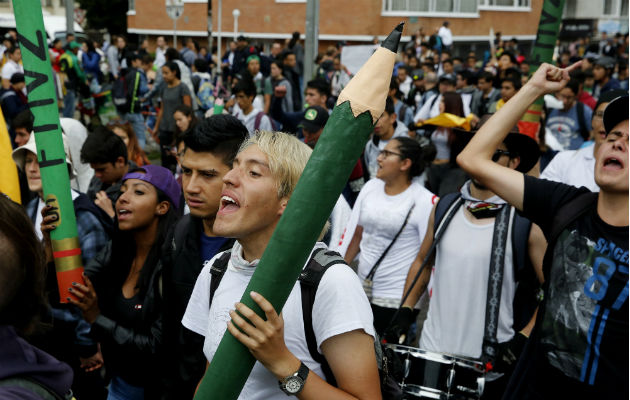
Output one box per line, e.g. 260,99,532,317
285,376,304,394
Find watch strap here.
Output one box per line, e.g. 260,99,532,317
295,362,309,382
279,361,310,396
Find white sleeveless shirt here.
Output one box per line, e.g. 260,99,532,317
420,206,517,359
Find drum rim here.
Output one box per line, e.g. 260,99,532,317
385,343,486,368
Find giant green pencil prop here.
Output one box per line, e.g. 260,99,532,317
194,23,404,399
13,0,83,303
519,0,566,139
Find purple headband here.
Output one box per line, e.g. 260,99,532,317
123,165,181,209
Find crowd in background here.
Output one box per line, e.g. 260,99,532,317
0,20,628,400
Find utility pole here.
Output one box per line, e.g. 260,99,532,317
216,0,222,76
65,0,74,35
303,0,319,84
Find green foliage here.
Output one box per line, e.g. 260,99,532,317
76,0,128,34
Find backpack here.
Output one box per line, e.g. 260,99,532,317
254,111,278,131
112,70,139,114
0,376,73,400
433,192,540,332
208,247,404,399
575,101,590,141
195,76,215,111
397,102,409,125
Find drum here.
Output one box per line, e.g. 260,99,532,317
451,357,486,399
385,344,485,399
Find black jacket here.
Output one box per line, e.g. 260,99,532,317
160,215,234,399
85,241,163,396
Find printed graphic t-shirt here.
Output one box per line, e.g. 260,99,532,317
512,176,628,399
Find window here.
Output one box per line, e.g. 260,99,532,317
129,0,135,11
478,0,531,10
603,0,614,15
603,0,627,16
382,0,477,16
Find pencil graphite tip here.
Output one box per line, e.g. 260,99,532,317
381,22,404,52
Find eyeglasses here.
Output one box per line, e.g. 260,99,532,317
378,149,403,158
492,149,513,162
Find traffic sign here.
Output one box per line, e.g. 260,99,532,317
166,0,184,20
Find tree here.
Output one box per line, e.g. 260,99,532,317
76,0,128,35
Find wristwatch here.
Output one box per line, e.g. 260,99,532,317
278,362,309,396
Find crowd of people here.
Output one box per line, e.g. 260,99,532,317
0,21,628,400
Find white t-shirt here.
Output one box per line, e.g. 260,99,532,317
353,179,435,302
234,106,273,136
541,144,598,192
420,207,517,358
438,26,453,46
182,241,374,400
1,59,23,81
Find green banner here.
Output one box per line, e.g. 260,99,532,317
13,0,84,302
525,0,566,131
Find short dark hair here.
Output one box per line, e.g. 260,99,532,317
502,76,522,91
442,58,453,66
164,47,180,61
457,69,474,85
183,114,248,166
499,51,517,65
398,65,410,74
163,61,181,80
281,50,295,62
81,126,128,164
479,71,495,83
504,67,522,81
193,58,209,73
564,79,580,95
0,195,47,335
12,109,34,131
384,96,395,115
306,78,330,98
233,78,257,97
6,46,19,55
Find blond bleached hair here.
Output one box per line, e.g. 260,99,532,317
239,130,313,199
239,130,330,240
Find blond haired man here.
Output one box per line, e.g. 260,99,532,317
183,131,380,399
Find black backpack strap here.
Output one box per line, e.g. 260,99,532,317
209,250,231,309
433,192,462,236
298,247,347,386
510,211,543,333
511,211,532,278
576,101,590,141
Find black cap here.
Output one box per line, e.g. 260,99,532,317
412,71,424,81
439,73,456,85
299,106,329,133
10,72,24,84
595,56,616,69
603,95,628,135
